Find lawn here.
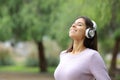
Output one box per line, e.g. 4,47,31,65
0,66,55,73
0,66,55,80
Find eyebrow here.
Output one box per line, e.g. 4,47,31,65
78,22,83,24
75,21,84,25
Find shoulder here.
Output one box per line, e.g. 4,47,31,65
59,50,67,55
86,48,104,63
86,48,99,55
86,48,102,58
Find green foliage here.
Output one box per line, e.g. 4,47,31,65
114,28,120,40
0,49,14,66
0,6,14,41
0,0,62,42
25,52,39,67
25,58,39,67
47,57,59,67
99,38,114,53
0,0,120,53
15,1,43,41
111,0,120,26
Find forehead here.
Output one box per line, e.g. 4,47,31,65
75,18,85,24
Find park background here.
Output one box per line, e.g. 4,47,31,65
0,0,120,80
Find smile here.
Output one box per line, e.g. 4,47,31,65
70,29,77,33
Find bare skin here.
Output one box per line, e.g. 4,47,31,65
69,18,87,54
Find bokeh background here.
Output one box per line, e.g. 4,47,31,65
0,0,120,80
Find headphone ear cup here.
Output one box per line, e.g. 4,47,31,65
85,28,95,38
85,28,90,38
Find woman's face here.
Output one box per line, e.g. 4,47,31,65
69,18,86,40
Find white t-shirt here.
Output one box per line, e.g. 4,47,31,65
54,48,111,80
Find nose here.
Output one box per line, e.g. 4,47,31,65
72,23,76,28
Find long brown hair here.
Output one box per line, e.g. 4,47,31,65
66,16,98,52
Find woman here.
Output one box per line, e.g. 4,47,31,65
54,16,111,80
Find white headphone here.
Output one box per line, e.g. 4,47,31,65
85,20,97,39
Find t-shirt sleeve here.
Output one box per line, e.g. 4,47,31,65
89,52,111,80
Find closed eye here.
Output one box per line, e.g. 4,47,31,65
78,24,82,26
76,22,84,26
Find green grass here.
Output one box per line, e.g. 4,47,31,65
0,66,39,73
0,65,55,73
115,74,120,80
48,66,56,73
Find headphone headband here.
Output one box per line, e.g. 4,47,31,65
91,20,97,30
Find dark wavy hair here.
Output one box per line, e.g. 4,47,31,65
66,16,98,52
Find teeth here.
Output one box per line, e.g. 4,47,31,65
70,29,76,32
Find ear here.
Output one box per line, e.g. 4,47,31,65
85,28,95,39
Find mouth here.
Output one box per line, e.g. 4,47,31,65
70,29,77,33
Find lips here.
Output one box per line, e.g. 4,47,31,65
70,29,77,33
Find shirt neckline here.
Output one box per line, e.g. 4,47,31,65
68,48,89,56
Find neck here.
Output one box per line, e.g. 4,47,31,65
72,39,86,54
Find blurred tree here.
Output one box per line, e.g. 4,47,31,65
0,0,64,72
108,0,120,76
12,0,48,72
12,0,64,72
0,1,14,41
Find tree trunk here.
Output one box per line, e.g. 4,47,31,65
37,41,47,72
109,39,119,76
109,0,119,76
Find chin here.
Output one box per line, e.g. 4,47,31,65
69,34,76,39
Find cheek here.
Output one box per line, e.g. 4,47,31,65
69,29,86,39
77,29,86,37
